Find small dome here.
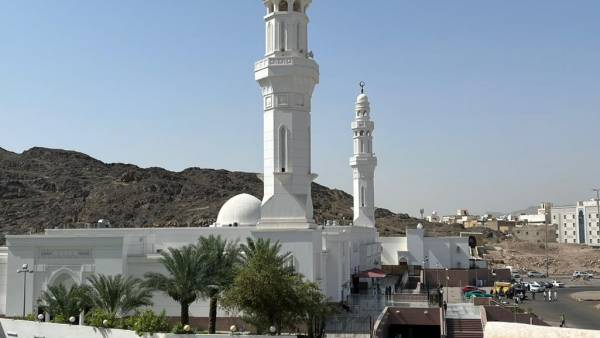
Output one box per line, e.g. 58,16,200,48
216,194,261,227
356,93,369,104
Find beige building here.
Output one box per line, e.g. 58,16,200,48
512,223,557,244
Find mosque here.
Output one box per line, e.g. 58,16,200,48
0,1,475,322
0,0,383,318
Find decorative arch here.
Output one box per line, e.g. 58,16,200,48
279,125,290,172
293,1,301,12
46,267,80,290
279,0,289,11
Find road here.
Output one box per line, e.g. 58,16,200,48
517,286,600,330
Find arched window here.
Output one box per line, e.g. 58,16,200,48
296,23,300,50
361,186,366,207
359,130,364,136
279,21,286,51
268,2,274,13
267,22,273,53
293,1,301,12
360,140,364,153
279,126,289,172
279,1,288,11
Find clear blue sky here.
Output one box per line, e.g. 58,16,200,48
1,1,599,216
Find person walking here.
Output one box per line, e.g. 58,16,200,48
554,289,558,302
543,290,547,301
560,314,566,327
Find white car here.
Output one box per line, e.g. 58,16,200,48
529,281,546,293
573,271,594,279
551,280,565,288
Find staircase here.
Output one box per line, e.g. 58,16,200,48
446,319,483,338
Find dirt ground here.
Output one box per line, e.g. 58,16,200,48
483,240,600,275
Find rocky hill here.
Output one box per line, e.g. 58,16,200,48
0,147,425,237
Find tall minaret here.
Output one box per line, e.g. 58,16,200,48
255,0,319,229
350,82,377,227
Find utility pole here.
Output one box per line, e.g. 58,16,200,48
594,189,600,237
545,218,549,279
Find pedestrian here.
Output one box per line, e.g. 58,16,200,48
554,289,558,301
560,314,566,328
443,300,448,312
548,291,552,302
531,291,535,300
543,290,547,301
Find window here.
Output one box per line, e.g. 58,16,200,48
360,186,366,207
267,22,273,52
279,126,289,172
279,1,288,11
268,3,274,13
293,1,301,12
279,21,286,50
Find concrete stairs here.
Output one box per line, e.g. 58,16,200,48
446,319,483,338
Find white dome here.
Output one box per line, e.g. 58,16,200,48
215,193,261,227
356,93,369,104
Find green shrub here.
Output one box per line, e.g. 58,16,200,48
14,313,37,321
130,310,170,336
51,314,68,324
86,309,117,328
171,322,198,334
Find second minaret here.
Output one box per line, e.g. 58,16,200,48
350,84,377,227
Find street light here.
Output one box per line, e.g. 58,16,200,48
445,268,450,303
17,263,34,317
423,256,430,302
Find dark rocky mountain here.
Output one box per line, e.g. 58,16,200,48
0,147,426,237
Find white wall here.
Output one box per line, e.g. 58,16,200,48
380,237,407,265
484,321,600,338
0,319,284,338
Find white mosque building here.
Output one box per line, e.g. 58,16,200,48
0,0,383,318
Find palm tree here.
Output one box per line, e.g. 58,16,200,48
86,274,153,317
196,235,241,334
144,245,202,325
241,238,291,268
38,284,91,323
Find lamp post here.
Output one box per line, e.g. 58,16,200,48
445,268,450,303
17,263,34,317
594,189,600,244
423,256,429,302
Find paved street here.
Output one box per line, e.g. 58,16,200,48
513,286,600,330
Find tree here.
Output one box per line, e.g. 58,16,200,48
38,284,91,323
196,235,241,334
143,245,201,325
86,274,153,318
222,238,326,334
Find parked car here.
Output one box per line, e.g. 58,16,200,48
465,290,493,299
527,271,546,278
529,281,546,293
511,273,522,283
462,286,482,293
573,271,594,279
551,280,565,288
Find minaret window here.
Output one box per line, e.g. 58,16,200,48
293,1,301,12
360,140,364,153
279,126,289,172
279,22,286,51
268,3,274,13
361,186,366,207
279,1,288,12
267,23,273,53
